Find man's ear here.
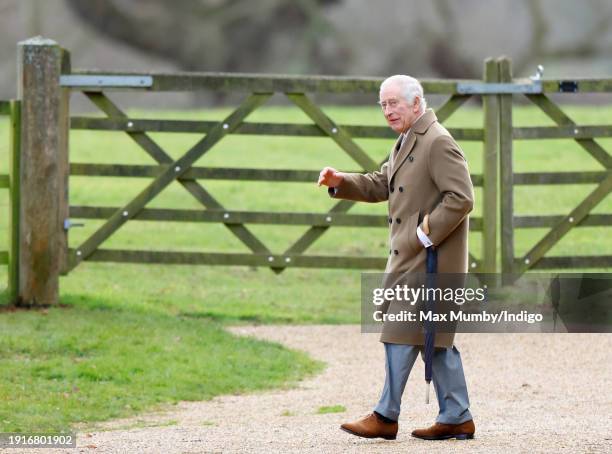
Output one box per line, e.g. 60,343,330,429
413,96,421,113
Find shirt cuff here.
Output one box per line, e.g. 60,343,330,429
416,225,433,248
328,186,338,197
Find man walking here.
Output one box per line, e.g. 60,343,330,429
318,75,475,441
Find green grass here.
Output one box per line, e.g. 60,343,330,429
0,296,323,433
0,102,610,433
317,405,346,414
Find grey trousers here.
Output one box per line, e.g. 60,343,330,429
373,342,473,424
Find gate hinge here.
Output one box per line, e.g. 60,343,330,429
64,219,85,230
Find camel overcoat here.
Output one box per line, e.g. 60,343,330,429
330,109,474,347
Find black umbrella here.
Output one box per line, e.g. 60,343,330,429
424,245,438,404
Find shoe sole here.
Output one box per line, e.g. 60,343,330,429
340,426,397,440
411,433,474,440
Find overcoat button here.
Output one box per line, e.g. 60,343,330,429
394,249,399,255
388,217,392,224
390,186,395,193
408,156,414,162
396,218,401,224
398,186,404,192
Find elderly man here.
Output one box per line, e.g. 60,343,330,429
318,75,475,441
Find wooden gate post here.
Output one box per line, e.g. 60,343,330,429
481,58,500,274
16,37,70,306
498,57,515,281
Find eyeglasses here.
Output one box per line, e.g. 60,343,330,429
378,98,401,110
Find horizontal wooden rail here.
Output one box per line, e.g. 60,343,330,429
70,206,387,227
68,163,485,187
540,79,612,93
517,256,612,269
513,171,610,185
65,70,463,93
514,214,612,228
70,163,323,182
69,117,485,141
62,71,612,93
68,205,485,231
514,125,612,139
459,79,612,94
69,248,388,269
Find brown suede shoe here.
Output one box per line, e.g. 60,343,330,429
411,419,475,440
340,413,398,440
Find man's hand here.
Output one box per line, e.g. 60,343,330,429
317,167,344,187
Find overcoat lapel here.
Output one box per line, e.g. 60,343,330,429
389,109,438,182
387,134,402,170
389,131,416,182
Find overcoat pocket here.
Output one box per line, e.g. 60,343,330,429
396,210,422,257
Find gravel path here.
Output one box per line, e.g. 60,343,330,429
9,326,612,453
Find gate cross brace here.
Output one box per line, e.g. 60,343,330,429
68,92,272,271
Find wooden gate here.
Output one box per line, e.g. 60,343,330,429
11,37,611,307
60,65,495,276
496,59,612,276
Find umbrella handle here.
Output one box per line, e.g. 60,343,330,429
425,381,431,404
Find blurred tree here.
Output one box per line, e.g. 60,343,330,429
515,0,612,75
65,0,344,73
425,0,479,78
22,0,43,37
419,0,612,78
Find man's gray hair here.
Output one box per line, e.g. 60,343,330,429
380,75,427,113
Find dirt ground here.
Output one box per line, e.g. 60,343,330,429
9,326,612,453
